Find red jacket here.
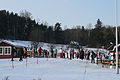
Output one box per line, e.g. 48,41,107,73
38,47,42,53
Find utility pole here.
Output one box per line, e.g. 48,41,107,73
115,0,119,74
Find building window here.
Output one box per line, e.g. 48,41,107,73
4,47,11,55
0,46,11,55
8,48,11,54
5,48,7,54
0,47,3,55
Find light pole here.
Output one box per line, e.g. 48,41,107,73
115,0,119,74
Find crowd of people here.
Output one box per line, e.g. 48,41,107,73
11,47,27,61
11,46,100,63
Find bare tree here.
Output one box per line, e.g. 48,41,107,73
19,10,32,19
87,23,93,38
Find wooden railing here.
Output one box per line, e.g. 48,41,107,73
96,59,120,67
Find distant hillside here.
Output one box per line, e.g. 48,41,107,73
0,10,119,48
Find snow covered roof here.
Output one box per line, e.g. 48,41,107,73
0,40,26,48
70,41,79,45
0,40,67,50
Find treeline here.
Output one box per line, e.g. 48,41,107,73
0,10,120,48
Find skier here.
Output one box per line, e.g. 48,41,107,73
80,49,84,60
38,47,42,57
44,50,48,58
54,49,57,58
76,52,80,59
23,47,27,58
72,49,75,59
19,48,24,61
70,49,73,60
87,51,90,60
91,51,96,63
62,49,65,58
11,47,16,61
51,48,54,58
43,49,46,58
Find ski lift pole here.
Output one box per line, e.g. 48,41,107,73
37,52,39,64
115,0,119,74
26,57,27,67
12,61,14,69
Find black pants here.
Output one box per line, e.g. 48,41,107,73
91,58,95,63
19,56,23,61
70,54,72,60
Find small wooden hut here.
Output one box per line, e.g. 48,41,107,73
0,40,24,59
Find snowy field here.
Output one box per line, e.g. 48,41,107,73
0,58,120,80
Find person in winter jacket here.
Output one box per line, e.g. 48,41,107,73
23,47,27,58
87,51,90,60
70,49,73,60
18,48,24,61
91,51,96,63
51,48,54,58
80,49,84,60
54,49,57,58
38,47,42,57
62,49,65,58
72,49,75,59
76,52,80,59
11,47,16,61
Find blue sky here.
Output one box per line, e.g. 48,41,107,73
0,0,120,28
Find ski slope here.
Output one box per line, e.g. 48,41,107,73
0,58,120,80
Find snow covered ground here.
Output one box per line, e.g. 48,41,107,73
0,58,120,80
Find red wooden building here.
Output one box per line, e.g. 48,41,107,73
0,40,24,59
